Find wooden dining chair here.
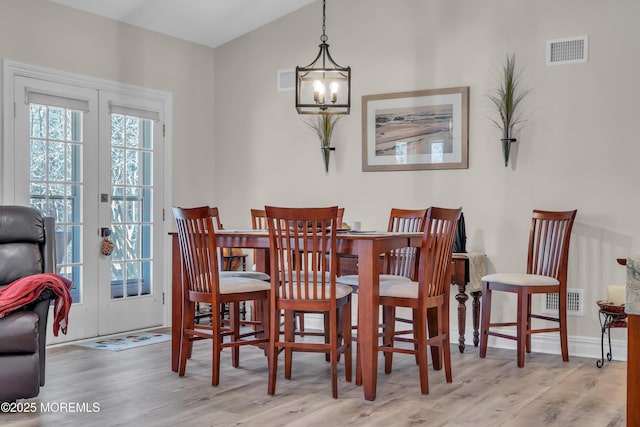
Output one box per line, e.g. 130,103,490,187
377,207,461,394
336,208,427,384
192,207,269,329
479,209,577,367
173,206,270,386
252,208,306,334
211,207,269,281
264,206,352,398
337,208,427,290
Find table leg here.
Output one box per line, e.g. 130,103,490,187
358,243,378,401
454,284,468,353
471,290,482,347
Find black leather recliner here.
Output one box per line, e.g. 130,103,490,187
0,206,56,402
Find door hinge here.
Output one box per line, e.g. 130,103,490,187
162,292,165,305
163,208,165,221
162,124,165,137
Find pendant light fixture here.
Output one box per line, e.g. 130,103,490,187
295,0,351,115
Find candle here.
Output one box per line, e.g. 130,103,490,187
607,284,626,305
330,81,339,103
313,80,325,104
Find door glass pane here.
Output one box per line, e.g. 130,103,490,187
110,113,154,299
29,104,83,303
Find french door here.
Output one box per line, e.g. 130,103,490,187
4,64,168,343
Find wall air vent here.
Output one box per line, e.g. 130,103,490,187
547,36,588,65
277,69,295,91
542,288,583,316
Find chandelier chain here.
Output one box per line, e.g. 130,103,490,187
320,0,327,43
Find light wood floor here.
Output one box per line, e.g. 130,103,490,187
4,330,626,427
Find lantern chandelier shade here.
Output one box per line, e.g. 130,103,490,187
295,0,351,115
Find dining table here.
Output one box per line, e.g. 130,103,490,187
170,228,423,401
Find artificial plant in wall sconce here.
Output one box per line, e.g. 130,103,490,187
304,114,343,173
488,53,530,167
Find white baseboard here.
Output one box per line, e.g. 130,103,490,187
479,329,627,362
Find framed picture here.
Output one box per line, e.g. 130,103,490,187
362,86,469,171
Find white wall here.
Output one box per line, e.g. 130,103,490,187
213,0,640,354
0,0,217,206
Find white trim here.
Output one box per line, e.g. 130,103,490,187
477,328,627,362
3,60,170,105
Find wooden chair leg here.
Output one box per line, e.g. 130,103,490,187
324,312,331,362
526,294,532,353
284,310,294,379
413,308,420,365
383,305,395,374
343,299,352,383
560,299,569,362
230,302,240,368
415,306,429,395
517,288,528,368
442,302,452,383
479,282,491,358
297,312,305,337
261,299,270,356
179,312,194,377
268,308,279,396
330,308,339,399
428,307,441,370
182,300,197,364
211,305,222,386
184,301,196,360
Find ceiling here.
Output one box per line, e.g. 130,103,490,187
49,0,316,48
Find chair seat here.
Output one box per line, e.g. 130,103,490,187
219,276,271,294
336,274,412,287
278,283,353,299
219,270,270,281
379,280,419,299
481,273,559,287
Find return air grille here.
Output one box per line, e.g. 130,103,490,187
277,69,295,91
542,288,583,316
547,36,588,65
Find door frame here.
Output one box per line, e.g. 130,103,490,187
2,60,174,338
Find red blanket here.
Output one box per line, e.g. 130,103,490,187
0,273,73,336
